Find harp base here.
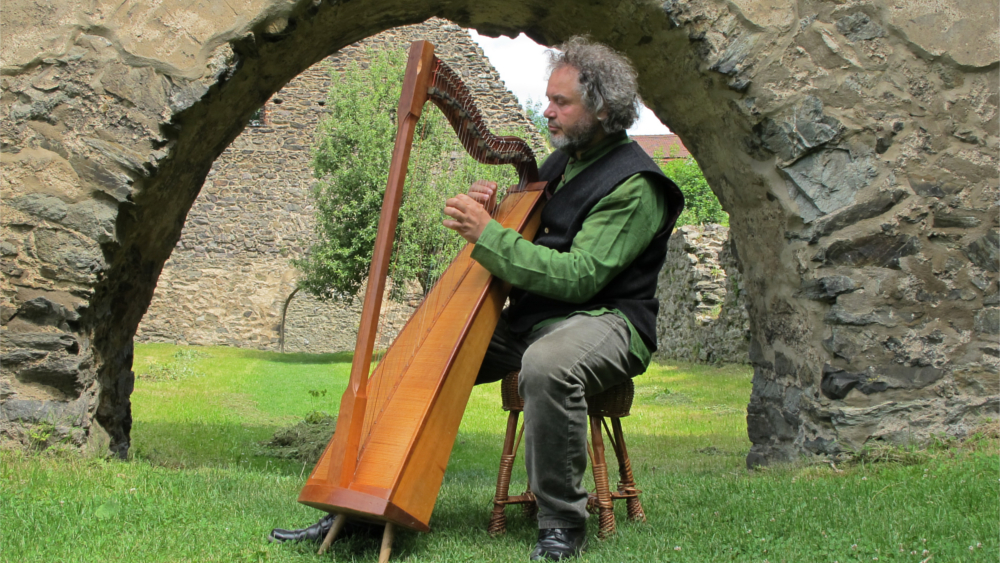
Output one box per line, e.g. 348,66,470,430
314,512,397,563
299,483,430,533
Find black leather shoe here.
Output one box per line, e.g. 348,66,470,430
529,527,588,561
268,513,335,543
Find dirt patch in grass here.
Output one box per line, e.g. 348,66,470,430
259,411,336,464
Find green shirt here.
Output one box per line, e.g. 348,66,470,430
470,132,668,368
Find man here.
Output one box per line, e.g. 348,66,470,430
270,37,683,561
443,37,683,561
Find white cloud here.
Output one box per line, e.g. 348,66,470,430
467,30,670,136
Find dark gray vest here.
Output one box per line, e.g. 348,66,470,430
504,142,684,351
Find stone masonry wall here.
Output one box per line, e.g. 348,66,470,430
135,19,544,354
656,224,750,365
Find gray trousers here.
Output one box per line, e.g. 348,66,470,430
476,313,644,529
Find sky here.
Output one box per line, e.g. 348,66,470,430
467,30,670,136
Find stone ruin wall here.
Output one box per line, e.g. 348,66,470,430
135,19,546,355
656,224,750,365
1,0,996,464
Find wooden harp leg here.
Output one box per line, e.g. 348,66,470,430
489,410,521,536
588,415,616,539
378,522,395,563
317,513,346,555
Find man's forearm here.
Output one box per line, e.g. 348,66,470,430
471,221,615,303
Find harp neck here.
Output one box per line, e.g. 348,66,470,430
422,42,539,186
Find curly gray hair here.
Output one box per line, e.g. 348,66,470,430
548,37,641,134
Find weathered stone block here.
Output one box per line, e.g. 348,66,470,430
875,365,945,390
10,194,69,222
70,156,133,202
17,355,87,396
0,350,48,364
64,200,118,243
819,234,920,269
821,365,865,400
805,189,908,242
974,308,1000,335
2,332,78,352
33,229,106,282
821,362,946,401
796,275,857,303
14,297,80,326
825,304,896,327
1,397,89,425
822,328,864,360
933,210,982,229
757,96,842,164
835,13,887,42
964,231,999,272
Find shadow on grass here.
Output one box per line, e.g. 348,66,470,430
130,420,325,476
238,349,355,364
448,428,752,495
130,416,747,479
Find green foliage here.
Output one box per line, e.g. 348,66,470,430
301,410,332,424
708,303,722,318
172,348,208,361
523,97,548,134
28,422,54,449
247,107,265,127
296,47,527,301
136,348,206,382
657,152,729,227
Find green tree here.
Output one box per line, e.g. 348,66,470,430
523,97,549,134
657,153,728,227
295,48,530,301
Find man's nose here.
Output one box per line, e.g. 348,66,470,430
543,103,556,120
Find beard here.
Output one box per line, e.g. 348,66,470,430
548,114,603,154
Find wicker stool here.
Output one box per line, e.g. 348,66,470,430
487,371,645,539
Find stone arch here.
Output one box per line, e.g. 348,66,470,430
1,1,997,463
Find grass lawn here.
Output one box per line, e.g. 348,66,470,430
2,343,997,562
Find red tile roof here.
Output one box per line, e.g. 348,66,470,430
630,134,690,160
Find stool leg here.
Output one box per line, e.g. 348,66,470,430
489,411,520,536
610,417,645,522
522,480,538,520
589,415,615,539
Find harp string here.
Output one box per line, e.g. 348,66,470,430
355,57,533,458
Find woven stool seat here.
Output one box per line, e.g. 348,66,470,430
502,372,634,417
489,371,645,539
586,378,633,418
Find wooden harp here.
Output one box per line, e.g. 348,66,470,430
298,40,547,537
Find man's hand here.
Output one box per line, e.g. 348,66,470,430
443,181,497,243
467,180,497,210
